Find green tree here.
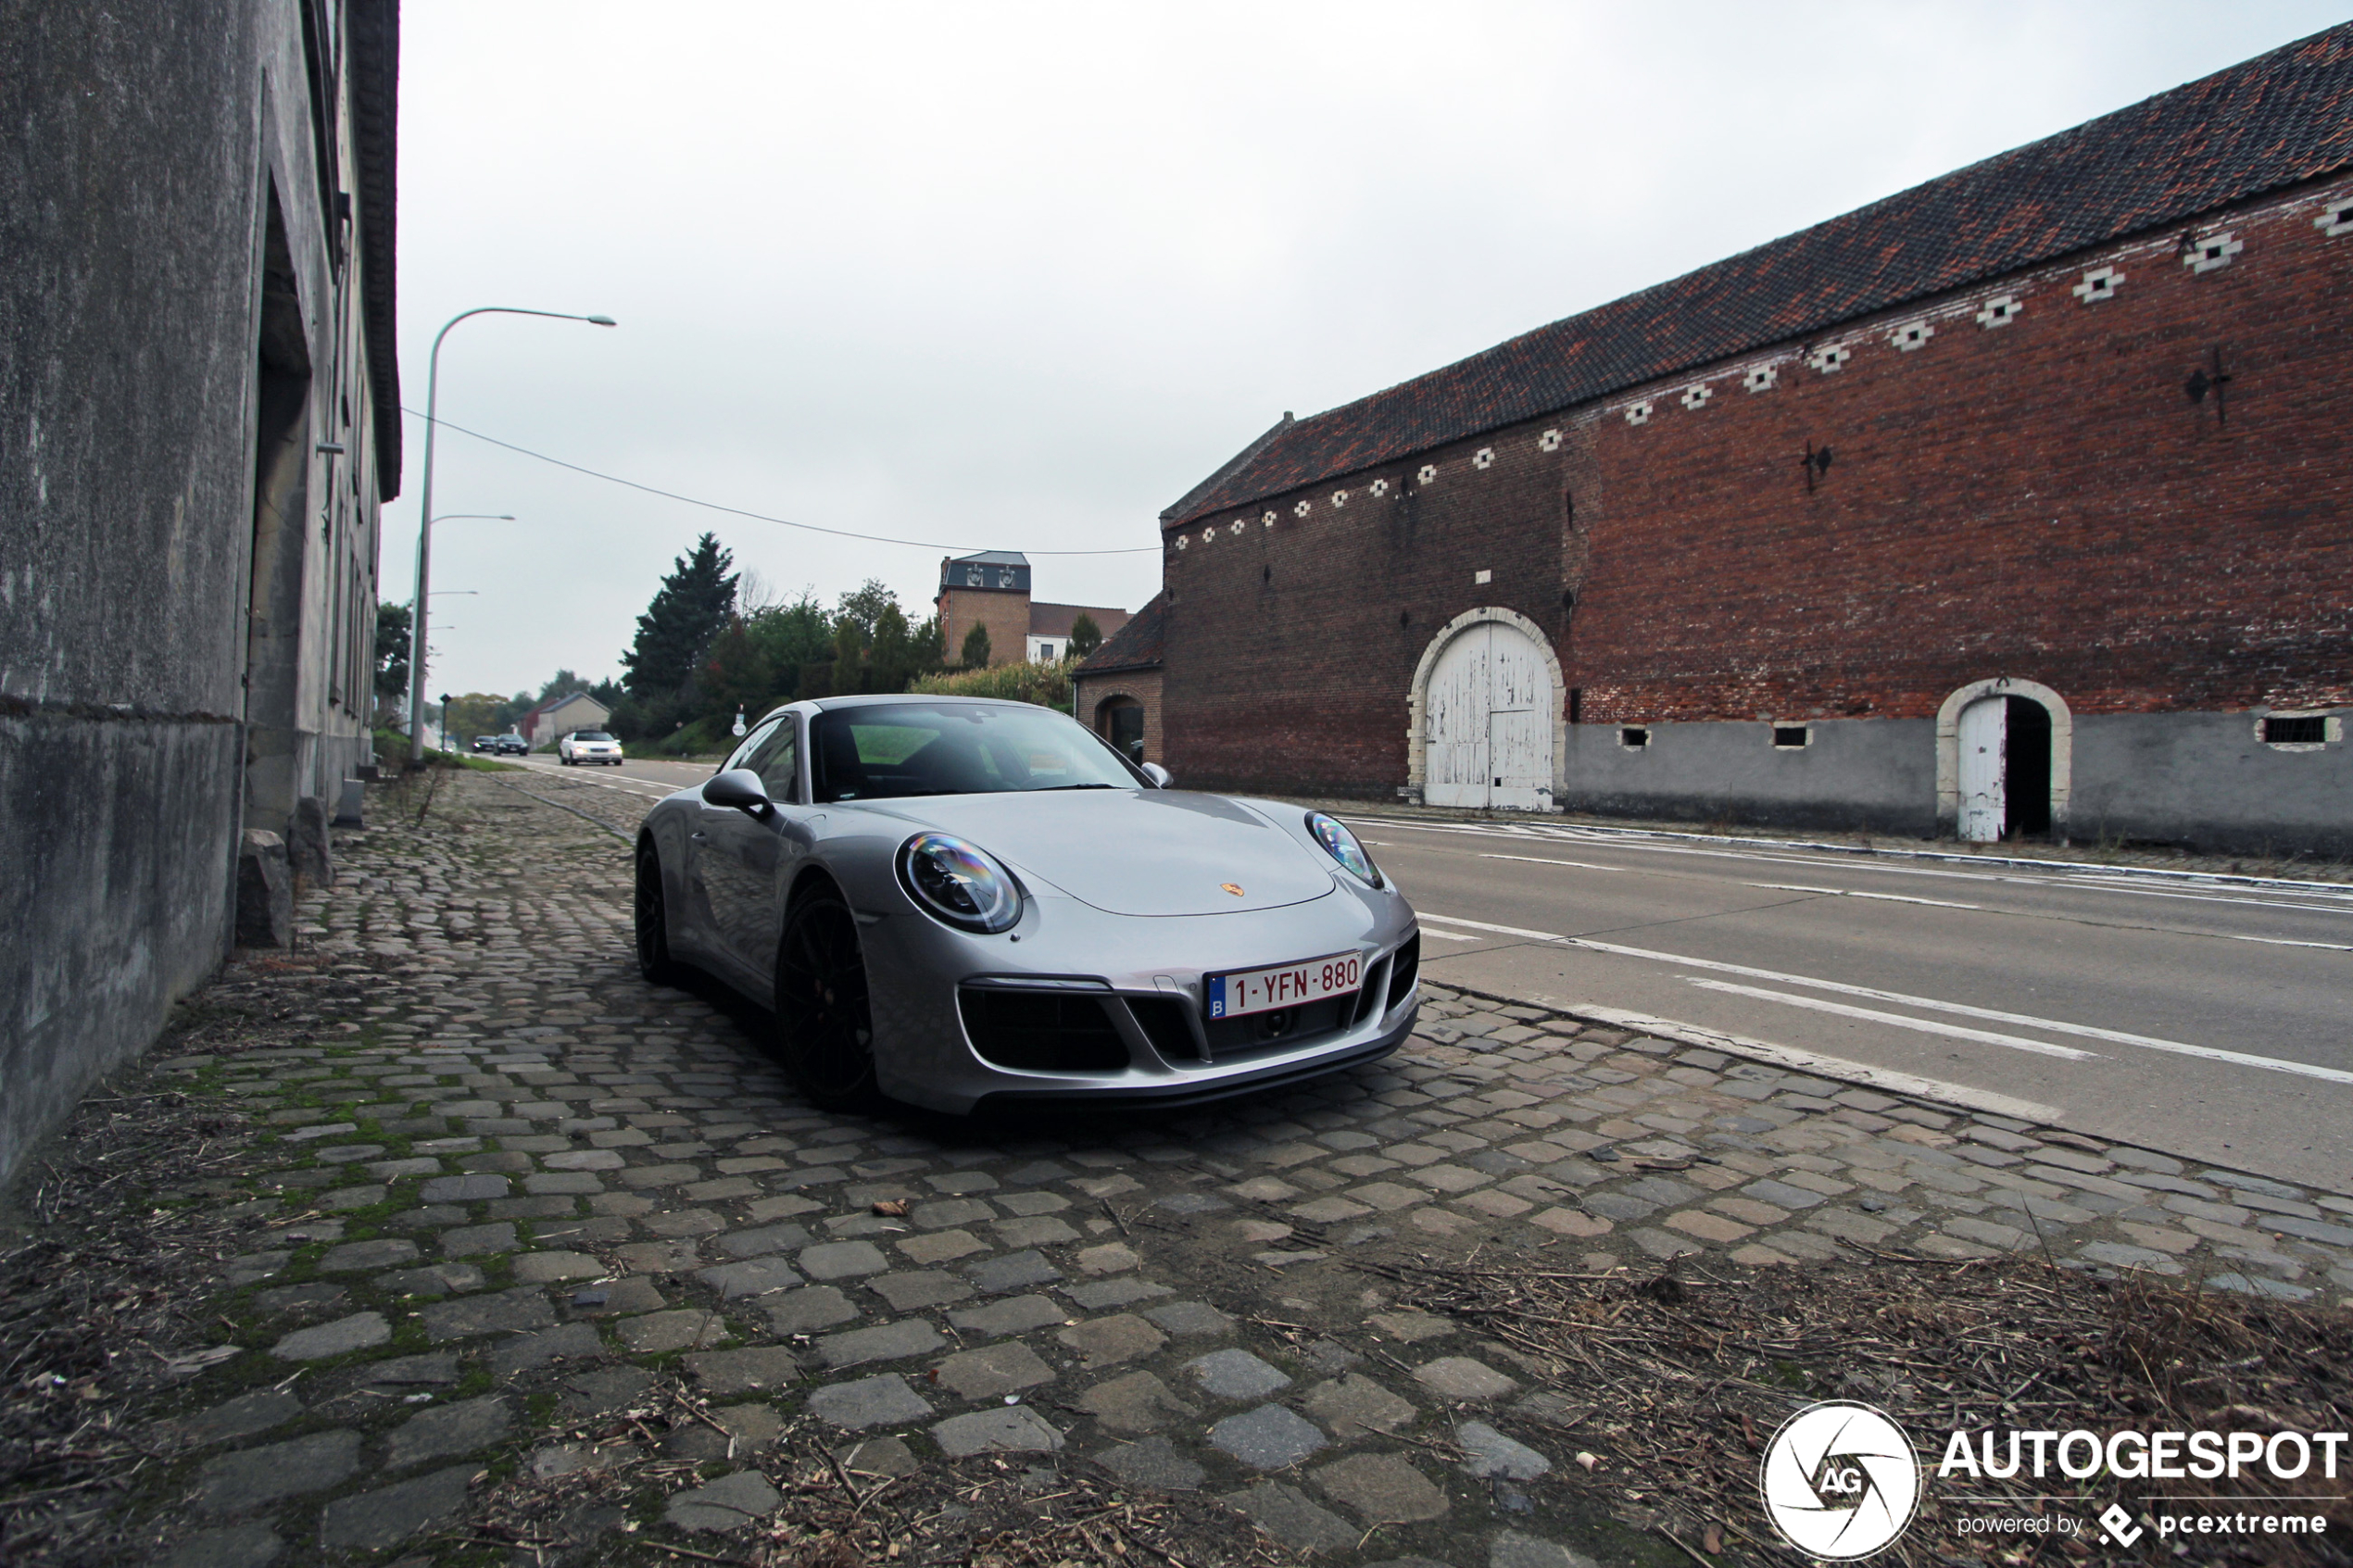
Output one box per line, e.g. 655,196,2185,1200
534,669,583,706
835,579,899,644
700,617,775,725
960,621,991,670
444,691,511,742
374,603,411,702
621,533,738,697
1067,612,1102,659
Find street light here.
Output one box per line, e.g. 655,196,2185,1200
407,310,614,761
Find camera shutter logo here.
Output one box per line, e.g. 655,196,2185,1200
1758,1401,1921,1559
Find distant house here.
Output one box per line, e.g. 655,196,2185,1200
933,550,1130,666
1074,593,1165,766
519,692,611,750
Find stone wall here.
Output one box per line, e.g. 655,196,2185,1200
0,0,398,1182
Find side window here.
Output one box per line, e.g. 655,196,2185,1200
724,718,781,775
752,724,799,803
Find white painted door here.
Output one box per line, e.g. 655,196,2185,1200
1424,628,1491,808
1957,696,2006,843
1487,628,1552,809
1425,622,1554,809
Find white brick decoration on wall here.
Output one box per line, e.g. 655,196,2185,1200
1229,520,1245,535
1262,510,1277,527
1417,464,1439,483
2317,198,2353,237
1625,401,1653,426
1975,294,2023,327
1473,447,1495,470
1174,534,1188,551
1538,429,1562,452
1889,320,1933,352
2072,266,2124,303
1743,365,1778,393
1679,384,1712,410
2183,231,2243,273
1292,499,1311,518
1806,343,1851,374
1369,479,1390,497
1330,490,1348,508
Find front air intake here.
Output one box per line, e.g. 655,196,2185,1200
1126,996,1202,1062
959,988,1130,1073
1386,933,1420,1012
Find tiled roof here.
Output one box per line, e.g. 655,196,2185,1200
1166,23,2353,528
1075,592,1164,675
1027,600,1131,639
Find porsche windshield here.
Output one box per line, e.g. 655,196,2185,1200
811,704,1139,802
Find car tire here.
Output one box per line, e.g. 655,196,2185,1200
634,841,679,985
774,885,882,1112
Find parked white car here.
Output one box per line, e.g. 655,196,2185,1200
560,730,624,766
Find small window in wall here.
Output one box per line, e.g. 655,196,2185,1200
1567,687,1583,724
1619,726,1649,750
1772,725,1810,748
2261,714,2334,747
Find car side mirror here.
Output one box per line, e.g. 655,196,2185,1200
704,768,770,815
1141,762,1174,789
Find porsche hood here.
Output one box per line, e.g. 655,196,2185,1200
858,790,1337,917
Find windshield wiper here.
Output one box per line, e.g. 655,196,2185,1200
1034,783,1117,790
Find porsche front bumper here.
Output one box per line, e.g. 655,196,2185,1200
856,886,1420,1114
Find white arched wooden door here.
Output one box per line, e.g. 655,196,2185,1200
1424,621,1554,809
1957,696,2006,843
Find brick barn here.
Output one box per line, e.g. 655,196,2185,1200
1152,27,2353,854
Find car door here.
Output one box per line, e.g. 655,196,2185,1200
697,717,811,990
685,718,779,968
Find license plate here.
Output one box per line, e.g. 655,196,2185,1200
1206,952,1363,1020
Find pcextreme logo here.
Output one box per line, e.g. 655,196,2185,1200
1758,1401,1923,1560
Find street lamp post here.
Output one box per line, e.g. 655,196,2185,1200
407,307,615,763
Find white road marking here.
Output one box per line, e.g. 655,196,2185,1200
2214,934,2353,952
1479,853,1625,872
1748,882,1982,909
1418,928,1481,942
1416,911,1574,943
1416,913,2353,1089
1682,978,2096,1060
1360,816,2353,913
1563,1005,2064,1123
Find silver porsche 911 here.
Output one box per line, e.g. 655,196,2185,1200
632,694,1421,1113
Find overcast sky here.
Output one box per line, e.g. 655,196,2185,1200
385,1,2347,702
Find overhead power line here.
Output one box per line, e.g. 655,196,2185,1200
396,406,1161,557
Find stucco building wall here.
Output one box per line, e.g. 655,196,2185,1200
0,0,399,1183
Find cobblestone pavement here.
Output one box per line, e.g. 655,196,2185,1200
81,772,2353,1566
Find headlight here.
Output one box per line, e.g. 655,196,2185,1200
1305,811,1383,888
897,833,1024,933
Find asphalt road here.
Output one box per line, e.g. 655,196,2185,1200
511,753,719,801
1338,812,2353,1194
506,753,2351,1192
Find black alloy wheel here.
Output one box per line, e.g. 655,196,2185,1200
774,886,881,1111
634,840,678,985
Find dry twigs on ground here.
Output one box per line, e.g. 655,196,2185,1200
1366,1254,2353,1566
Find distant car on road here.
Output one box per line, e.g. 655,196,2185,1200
492,734,528,756
471,735,498,753
560,730,624,766
631,694,1420,1114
